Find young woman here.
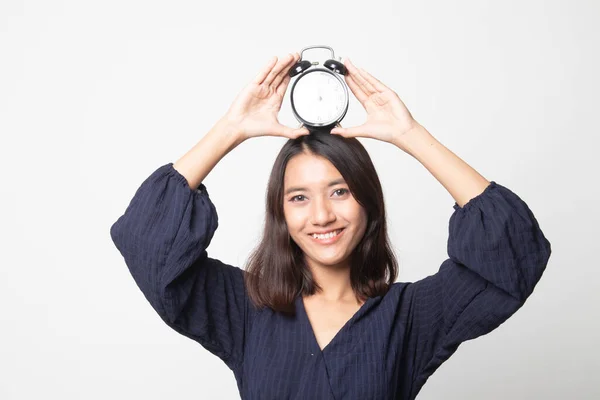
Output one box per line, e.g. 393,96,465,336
110,52,552,399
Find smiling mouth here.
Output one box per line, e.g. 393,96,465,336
309,228,345,240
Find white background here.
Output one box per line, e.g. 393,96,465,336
1,0,598,398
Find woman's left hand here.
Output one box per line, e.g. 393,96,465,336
330,58,421,145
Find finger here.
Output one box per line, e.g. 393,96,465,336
271,53,298,89
263,53,295,87
330,124,366,138
253,56,278,85
357,67,388,93
345,74,368,104
353,69,378,95
273,124,310,139
276,74,292,97
344,59,378,95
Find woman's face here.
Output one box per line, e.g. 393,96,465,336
283,152,367,271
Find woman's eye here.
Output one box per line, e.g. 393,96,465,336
290,189,347,203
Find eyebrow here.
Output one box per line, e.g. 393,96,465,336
284,178,347,196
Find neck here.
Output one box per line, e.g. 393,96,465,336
305,259,356,303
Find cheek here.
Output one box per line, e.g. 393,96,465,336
284,208,306,233
348,206,368,237
340,203,365,223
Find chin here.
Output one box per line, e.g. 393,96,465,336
306,251,349,267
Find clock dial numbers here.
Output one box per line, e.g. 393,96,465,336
292,70,348,126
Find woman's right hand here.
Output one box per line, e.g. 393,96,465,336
221,52,310,142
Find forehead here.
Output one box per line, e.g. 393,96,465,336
283,153,343,187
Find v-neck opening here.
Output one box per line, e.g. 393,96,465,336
298,295,371,353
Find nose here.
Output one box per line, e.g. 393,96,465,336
310,196,336,226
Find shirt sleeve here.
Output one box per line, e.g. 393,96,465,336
406,181,552,391
109,162,250,371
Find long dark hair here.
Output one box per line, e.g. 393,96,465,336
244,131,399,315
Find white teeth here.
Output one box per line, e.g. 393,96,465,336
312,229,342,240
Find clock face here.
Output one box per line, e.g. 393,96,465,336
291,69,348,126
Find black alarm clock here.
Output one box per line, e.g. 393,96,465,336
288,45,349,134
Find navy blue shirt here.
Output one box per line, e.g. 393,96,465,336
110,162,551,399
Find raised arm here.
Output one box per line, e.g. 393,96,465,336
109,133,249,370
396,123,491,208
172,118,243,190
404,180,551,398
173,51,310,188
